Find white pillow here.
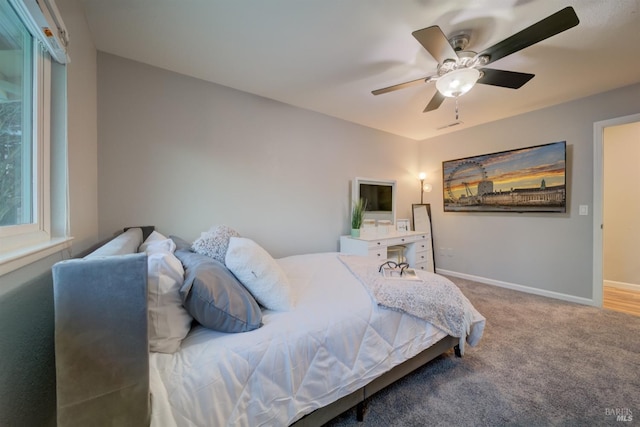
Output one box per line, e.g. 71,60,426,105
225,237,295,311
139,230,176,254
145,246,192,353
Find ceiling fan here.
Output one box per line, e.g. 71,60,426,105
372,7,579,113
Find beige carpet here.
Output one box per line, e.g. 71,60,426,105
325,276,640,426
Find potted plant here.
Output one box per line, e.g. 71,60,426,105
351,198,367,237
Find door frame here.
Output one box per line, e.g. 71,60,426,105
592,113,640,306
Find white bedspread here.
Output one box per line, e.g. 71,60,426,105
149,253,485,427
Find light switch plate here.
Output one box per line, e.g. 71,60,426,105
579,205,588,215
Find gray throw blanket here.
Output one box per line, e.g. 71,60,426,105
338,255,484,352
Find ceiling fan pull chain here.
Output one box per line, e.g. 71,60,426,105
455,99,459,121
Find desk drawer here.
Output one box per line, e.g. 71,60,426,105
414,240,430,253
366,240,386,250
414,261,431,271
368,247,387,260
414,250,432,265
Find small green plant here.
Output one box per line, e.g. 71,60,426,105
351,198,367,229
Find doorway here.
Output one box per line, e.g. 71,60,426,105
593,113,640,315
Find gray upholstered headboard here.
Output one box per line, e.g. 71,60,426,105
52,227,151,426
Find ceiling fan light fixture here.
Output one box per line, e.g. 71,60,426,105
435,68,480,98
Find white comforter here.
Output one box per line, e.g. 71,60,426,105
149,253,484,427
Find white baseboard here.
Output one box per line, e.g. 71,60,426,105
437,268,596,306
603,280,640,291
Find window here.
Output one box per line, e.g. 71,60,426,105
1,0,36,225
0,0,70,274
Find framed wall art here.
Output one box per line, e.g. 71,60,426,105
442,141,566,213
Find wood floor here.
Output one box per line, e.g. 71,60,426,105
603,285,640,317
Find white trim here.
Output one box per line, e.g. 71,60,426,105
437,268,595,306
592,113,640,308
603,280,640,292
0,236,72,276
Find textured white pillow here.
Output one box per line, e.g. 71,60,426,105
145,244,192,353
192,225,241,264
225,237,295,311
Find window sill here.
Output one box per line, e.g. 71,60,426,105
0,237,74,276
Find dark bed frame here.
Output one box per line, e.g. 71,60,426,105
52,227,460,426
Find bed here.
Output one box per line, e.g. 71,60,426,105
52,227,485,426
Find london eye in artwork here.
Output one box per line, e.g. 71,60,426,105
443,141,566,213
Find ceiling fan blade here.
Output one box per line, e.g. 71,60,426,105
477,68,535,89
372,76,430,95
412,26,458,64
477,6,579,66
423,91,445,113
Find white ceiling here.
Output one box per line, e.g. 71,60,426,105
79,0,640,141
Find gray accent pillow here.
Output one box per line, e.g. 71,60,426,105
169,235,192,252
175,249,262,333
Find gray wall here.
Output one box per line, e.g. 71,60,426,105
417,83,640,300
98,50,640,300
97,53,419,258
0,257,58,427
98,46,640,302
0,0,98,425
